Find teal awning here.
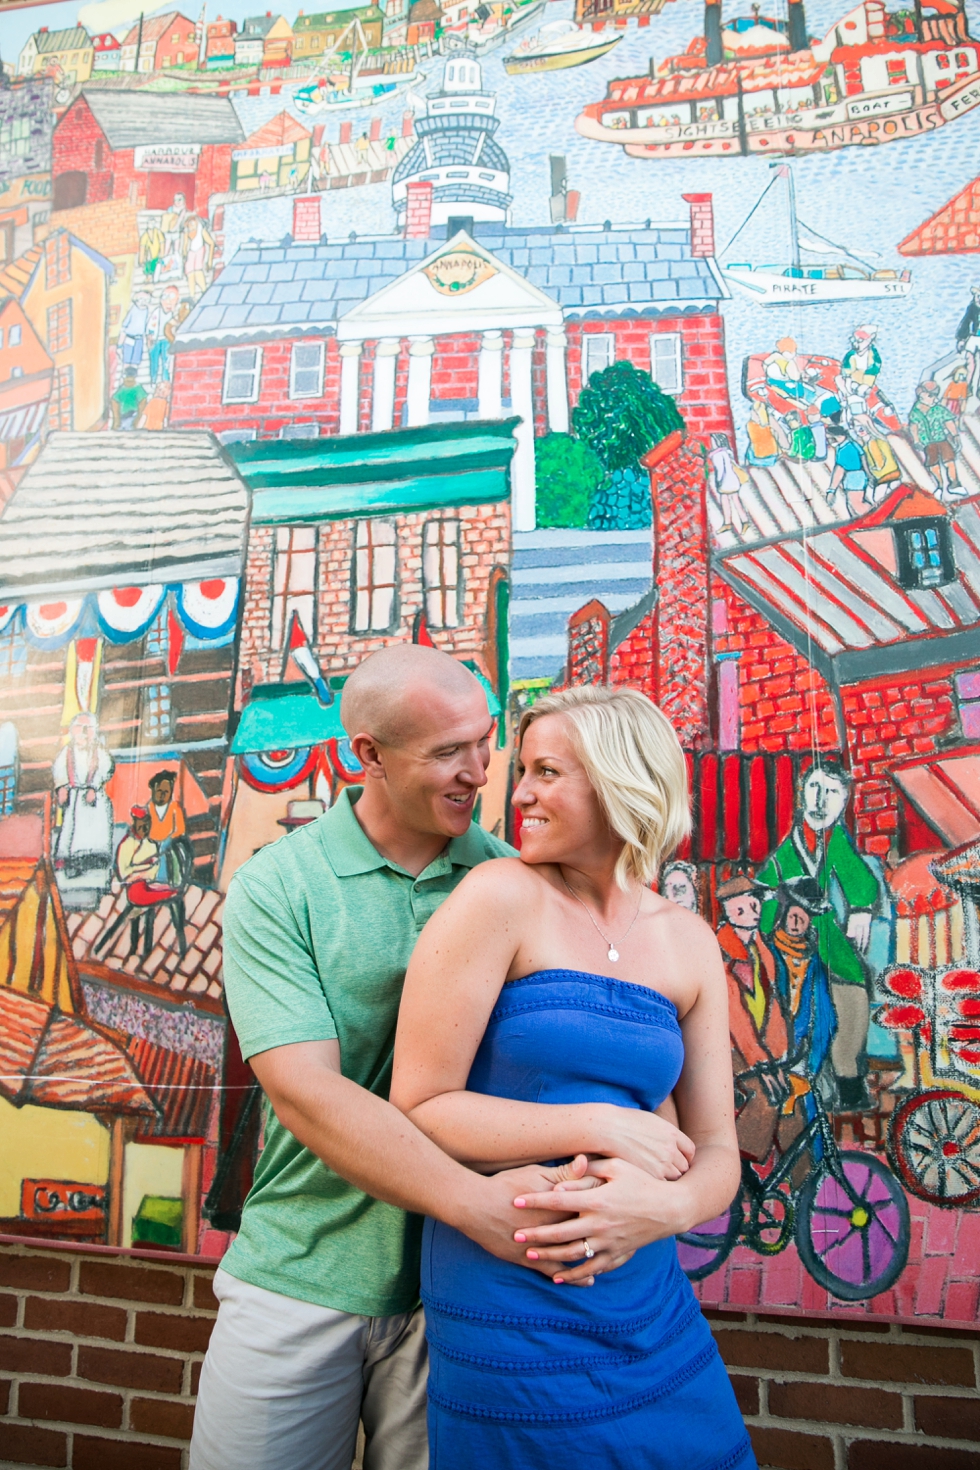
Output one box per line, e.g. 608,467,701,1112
232,685,346,753
229,418,518,525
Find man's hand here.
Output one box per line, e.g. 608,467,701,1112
846,911,872,953
508,1155,688,1285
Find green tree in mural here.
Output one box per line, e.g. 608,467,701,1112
534,433,608,529
572,360,685,531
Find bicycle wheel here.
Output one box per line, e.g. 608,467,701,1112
889,1090,980,1207
677,1188,743,1282
744,1185,795,1256
796,1151,909,1301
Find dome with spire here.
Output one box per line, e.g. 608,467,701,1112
392,54,512,230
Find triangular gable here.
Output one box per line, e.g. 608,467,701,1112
900,174,980,257
337,231,564,340
241,111,311,150
856,483,948,526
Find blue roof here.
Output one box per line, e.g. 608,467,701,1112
174,223,722,349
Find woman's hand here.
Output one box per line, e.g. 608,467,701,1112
594,1104,695,1181
511,1155,689,1284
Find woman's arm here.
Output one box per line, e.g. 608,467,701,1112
391,860,695,1180
508,914,741,1283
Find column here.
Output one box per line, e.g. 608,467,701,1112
545,328,569,434
406,336,434,427
510,329,536,533
339,342,362,435
371,338,400,433
477,330,503,419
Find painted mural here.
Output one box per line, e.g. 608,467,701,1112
0,0,979,1328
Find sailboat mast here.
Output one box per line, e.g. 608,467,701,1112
787,165,800,272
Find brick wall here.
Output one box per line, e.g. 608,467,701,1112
170,340,343,438
609,609,655,691
52,100,119,207
239,502,510,688
3,1240,979,1469
430,332,480,406
842,676,958,860
0,1238,218,1470
713,581,842,756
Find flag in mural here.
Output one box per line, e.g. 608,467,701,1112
0,0,979,1327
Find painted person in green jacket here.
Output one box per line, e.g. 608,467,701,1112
755,759,879,1112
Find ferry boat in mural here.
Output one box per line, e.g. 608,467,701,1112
723,164,914,302
576,0,980,159
504,20,622,74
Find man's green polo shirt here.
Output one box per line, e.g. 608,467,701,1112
220,786,512,1316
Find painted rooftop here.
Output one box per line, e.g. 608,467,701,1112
78,88,246,150
175,220,724,348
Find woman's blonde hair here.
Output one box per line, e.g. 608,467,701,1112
517,685,691,889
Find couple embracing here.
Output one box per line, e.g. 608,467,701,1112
190,645,754,1470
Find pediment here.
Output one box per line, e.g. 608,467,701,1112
337,232,564,340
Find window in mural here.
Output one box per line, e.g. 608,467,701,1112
0,0,978,1340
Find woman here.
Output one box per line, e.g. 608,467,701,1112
391,686,752,1469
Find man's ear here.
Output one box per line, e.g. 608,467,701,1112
348,731,386,781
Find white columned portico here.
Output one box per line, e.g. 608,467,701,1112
339,342,362,435
477,330,503,419
406,336,434,426
545,329,569,435
371,339,400,432
510,329,537,533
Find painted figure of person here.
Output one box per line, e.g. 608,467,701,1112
52,712,115,908
708,430,748,535
955,284,980,396
111,369,147,429
745,398,779,467
182,214,215,299
139,222,166,282
659,859,700,913
119,291,151,371
115,805,159,886
756,759,878,1112
840,324,881,395
943,366,969,420
717,873,792,1163
162,192,188,274
148,769,185,884
147,286,181,385
827,424,871,518
769,877,837,1102
908,380,963,498
143,380,171,431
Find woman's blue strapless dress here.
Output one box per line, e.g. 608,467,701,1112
421,970,756,1470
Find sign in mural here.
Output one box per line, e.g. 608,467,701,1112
0,0,979,1329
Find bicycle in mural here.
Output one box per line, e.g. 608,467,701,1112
677,1057,911,1302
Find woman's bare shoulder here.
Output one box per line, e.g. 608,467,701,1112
650,896,723,958
456,855,550,902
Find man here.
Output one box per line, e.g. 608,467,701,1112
827,423,871,518
111,369,147,430
148,769,185,883
119,291,151,372
115,805,158,886
717,873,792,1164
955,283,980,395
147,286,181,385
756,759,879,1112
908,379,963,498
190,645,689,1470
840,324,881,396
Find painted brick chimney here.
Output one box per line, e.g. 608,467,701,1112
683,193,714,258
405,180,434,239
292,195,321,243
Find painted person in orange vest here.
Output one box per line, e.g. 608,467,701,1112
148,769,185,884
717,873,799,1164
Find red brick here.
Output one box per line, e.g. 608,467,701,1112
18,1382,122,1430
768,1380,902,1429
0,1422,67,1466
0,1257,71,1294
0,1336,73,1376
79,1261,185,1306
0,1376,9,1414
728,1373,759,1415
711,1330,829,1375
130,1395,196,1438
24,1296,127,1341
0,1292,17,1328
76,1345,184,1395
840,1340,975,1387
193,1274,218,1311
848,1444,980,1470
73,1435,182,1470
914,1394,980,1439
135,1311,214,1354
749,1425,835,1470
191,1359,204,1395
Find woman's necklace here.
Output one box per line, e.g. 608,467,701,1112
561,876,643,963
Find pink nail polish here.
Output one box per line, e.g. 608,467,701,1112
514,1232,526,1242
514,1198,526,1208
554,1277,564,1285
526,1250,539,1260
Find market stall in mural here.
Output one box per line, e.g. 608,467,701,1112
1,0,980,1325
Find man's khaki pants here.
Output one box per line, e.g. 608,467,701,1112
189,1267,428,1470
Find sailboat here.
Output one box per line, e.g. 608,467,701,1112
293,19,418,114
721,164,912,303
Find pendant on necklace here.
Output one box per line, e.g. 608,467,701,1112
608,946,619,962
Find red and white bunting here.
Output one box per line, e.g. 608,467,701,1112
179,577,239,634
96,585,166,636
26,599,84,640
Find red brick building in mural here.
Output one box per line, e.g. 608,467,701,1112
51,90,244,212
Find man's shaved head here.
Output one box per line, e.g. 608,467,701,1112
342,644,485,747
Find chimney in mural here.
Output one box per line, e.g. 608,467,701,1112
787,0,808,51
704,0,723,67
